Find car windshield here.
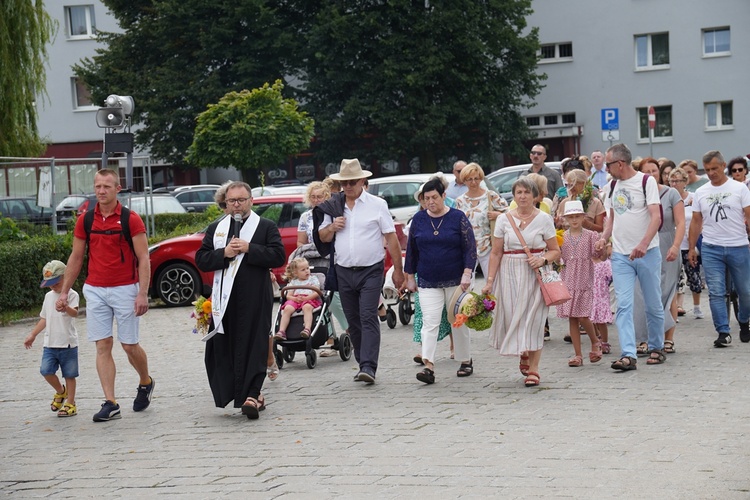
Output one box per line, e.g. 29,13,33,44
369,181,421,209
126,196,186,214
252,200,306,228
486,170,525,195
56,195,88,211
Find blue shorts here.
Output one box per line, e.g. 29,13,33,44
83,283,141,344
41,347,79,378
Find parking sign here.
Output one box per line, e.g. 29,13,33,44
601,108,619,130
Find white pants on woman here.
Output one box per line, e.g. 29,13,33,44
419,285,471,365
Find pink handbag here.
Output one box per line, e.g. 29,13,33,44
506,213,571,307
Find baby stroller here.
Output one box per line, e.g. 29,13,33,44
272,271,352,370
381,262,414,329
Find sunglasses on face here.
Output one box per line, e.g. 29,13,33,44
732,168,746,173
530,151,545,156
340,179,360,186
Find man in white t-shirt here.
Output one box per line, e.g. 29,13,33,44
688,150,750,346
595,144,664,370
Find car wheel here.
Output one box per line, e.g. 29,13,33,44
155,263,202,307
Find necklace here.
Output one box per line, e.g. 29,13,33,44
430,215,445,235
515,209,536,229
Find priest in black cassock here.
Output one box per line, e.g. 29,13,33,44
195,181,285,419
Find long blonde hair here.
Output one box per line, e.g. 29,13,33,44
284,257,309,282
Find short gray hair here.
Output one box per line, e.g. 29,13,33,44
512,176,539,198
607,143,632,165
702,150,725,165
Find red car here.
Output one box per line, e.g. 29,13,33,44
148,194,407,307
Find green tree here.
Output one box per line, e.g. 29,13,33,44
187,80,314,185
0,0,56,157
301,0,544,169
74,0,301,166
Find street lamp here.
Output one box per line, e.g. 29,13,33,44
96,94,135,189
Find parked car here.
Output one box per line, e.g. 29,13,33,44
55,192,132,230
484,162,564,203
0,197,53,225
367,173,460,224
171,185,220,212
124,194,187,215
251,185,307,197
147,194,407,307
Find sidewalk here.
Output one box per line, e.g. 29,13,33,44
1,295,749,498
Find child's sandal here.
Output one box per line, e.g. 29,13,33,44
50,385,67,412
57,402,77,417
300,328,311,339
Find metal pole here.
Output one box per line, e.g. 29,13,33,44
50,158,57,231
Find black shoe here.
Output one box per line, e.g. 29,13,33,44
378,305,387,322
133,377,155,412
356,370,375,384
416,368,435,384
93,400,121,422
740,323,750,343
564,335,572,343
714,333,732,348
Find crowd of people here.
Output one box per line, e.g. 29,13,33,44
25,144,750,422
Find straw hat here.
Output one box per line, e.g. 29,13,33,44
329,159,373,181
446,287,475,324
563,200,585,216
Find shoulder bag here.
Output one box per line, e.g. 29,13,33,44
486,191,496,237
506,213,571,307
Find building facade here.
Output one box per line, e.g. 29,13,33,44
523,0,748,164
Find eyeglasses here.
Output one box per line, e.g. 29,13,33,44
226,198,249,205
670,179,687,183
731,168,746,173
605,160,621,168
530,151,545,156
464,177,481,182
340,179,360,187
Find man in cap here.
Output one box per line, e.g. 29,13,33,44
314,159,405,384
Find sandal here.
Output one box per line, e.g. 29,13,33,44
589,342,603,363
568,355,583,367
267,361,280,381
257,394,266,411
457,359,473,377
524,372,540,387
57,402,77,417
519,352,530,376
636,342,648,357
274,330,287,341
50,385,67,412
300,328,311,339
611,356,637,371
646,349,666,365
241,397,260,419
601,342,611,354
416,367,435,384
413,354,424,365
663,340,675,354
677,307,686,317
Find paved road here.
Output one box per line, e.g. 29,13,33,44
2,292,749,498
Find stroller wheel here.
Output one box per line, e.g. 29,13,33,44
398,299,412,325
282,346,295,363
274,349,284,370
386,308,397,329
306,350,317,369
339,333,352,361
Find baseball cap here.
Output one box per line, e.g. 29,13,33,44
40,260,66,288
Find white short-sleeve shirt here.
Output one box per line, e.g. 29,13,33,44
693,178,750,247
603,172,661,254
41,289,79,347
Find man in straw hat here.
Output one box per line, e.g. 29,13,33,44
313,159,405,384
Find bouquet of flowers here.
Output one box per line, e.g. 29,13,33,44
191,296,212,337
452,292,497,331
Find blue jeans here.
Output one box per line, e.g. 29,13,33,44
611,248,664,358
700,243,750,334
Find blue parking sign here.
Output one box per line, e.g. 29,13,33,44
601,108,619,130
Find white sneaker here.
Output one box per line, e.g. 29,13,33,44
694,309,704,319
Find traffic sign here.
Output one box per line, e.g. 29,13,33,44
602,130,620,142
601,108,619,131
648,106,656,129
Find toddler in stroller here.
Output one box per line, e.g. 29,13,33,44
272,258,352,370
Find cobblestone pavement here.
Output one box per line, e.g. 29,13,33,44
2,291,749,498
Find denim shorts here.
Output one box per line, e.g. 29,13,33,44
41,346,79,378
83,283,141,344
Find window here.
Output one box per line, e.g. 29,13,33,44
539,42,573,63
525,114,575,128
703,27,730,56
637,106,672,142
66,5,96,38
635,33,669,70
72,77,95,109
705,101,733,130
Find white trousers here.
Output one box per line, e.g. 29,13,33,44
419,285,471,365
